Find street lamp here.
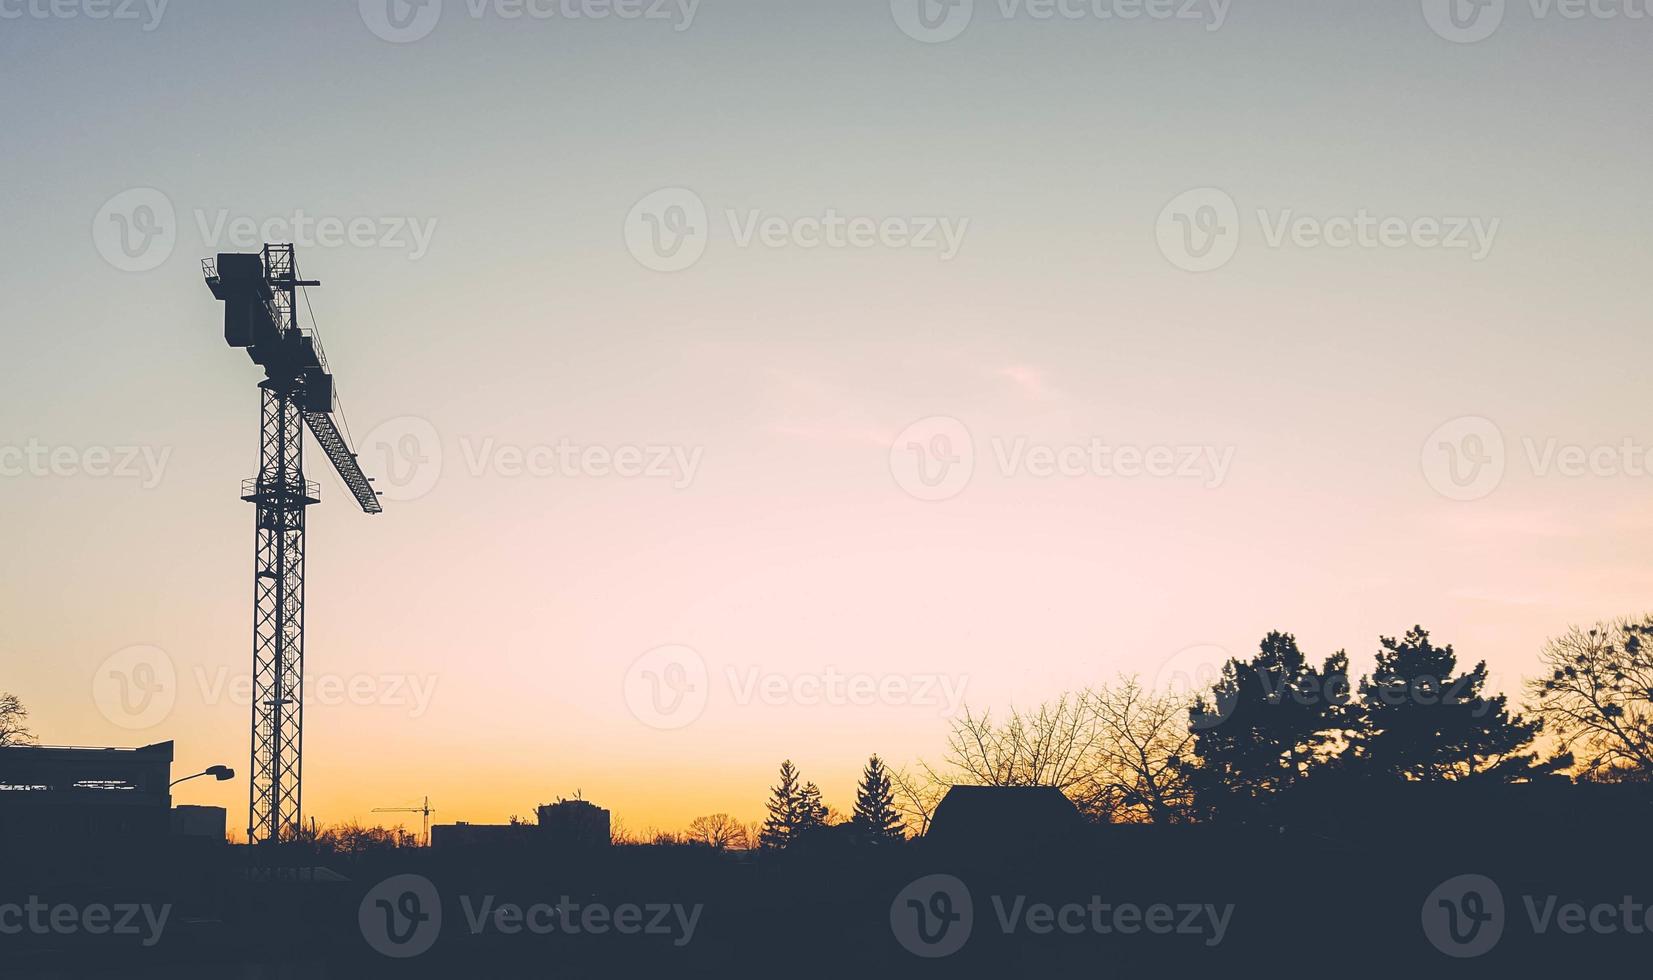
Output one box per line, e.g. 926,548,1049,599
171,765,235,789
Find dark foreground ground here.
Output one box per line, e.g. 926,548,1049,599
5,788,1650,977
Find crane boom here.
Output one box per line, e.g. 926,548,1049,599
303,411,382,514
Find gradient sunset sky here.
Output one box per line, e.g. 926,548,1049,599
1,1,1650,835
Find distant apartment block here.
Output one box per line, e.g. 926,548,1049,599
538,798,611,850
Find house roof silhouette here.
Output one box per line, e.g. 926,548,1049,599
925,785,1083,850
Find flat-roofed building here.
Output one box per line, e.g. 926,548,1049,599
0,741,175,875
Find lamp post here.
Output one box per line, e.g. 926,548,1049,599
172,765,236,789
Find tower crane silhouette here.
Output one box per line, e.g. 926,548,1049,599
373,797,435,847
204,244,383,847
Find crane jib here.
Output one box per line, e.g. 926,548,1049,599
304,411,383,515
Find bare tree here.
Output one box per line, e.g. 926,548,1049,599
610,819,641,846
916,678,1197,825
890,763,947,837
1079,676,1194,824
0,692,36,746
1529,618,1653,779
940,694,1107,791
315,821,418,857
686,813,750,850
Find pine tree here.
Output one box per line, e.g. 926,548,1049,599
851,754,907,843
1355,627,1560,782
1181,631,1358,824
759,760,803,850
795,781,829,834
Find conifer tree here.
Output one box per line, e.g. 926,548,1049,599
795,781,829,834
1181,631,1357,823
759,760,803,850
851,754,907,842
1356,627,1561,782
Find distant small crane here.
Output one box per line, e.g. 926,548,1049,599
373,797,435,847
